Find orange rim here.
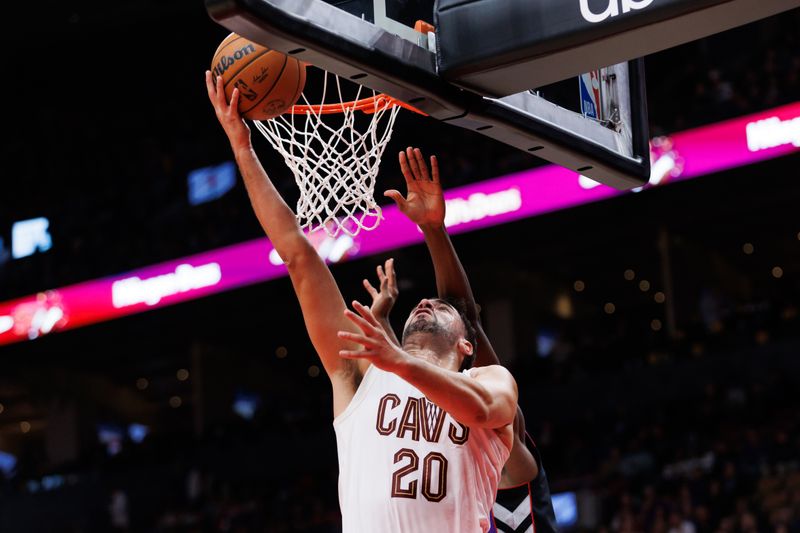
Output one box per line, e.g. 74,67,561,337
288,94,427,116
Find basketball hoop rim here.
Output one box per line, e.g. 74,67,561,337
254,68,422,236
287,94,427,116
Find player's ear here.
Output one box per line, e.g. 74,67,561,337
457,338,473,357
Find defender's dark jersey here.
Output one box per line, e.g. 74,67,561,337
489,434,558,533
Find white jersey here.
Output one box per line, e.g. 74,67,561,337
334,366,510,533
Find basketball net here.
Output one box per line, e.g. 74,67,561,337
253,71,403,237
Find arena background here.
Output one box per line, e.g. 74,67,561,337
0,2,799,532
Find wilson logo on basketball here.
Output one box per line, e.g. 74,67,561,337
212,44,257,77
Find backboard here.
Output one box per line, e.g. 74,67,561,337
205,0,797,189
205,0,651,189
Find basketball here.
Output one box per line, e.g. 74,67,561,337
210,33,306,121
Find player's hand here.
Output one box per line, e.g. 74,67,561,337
363,258,401,346
385,147,445,229
205,70,252,151
363,258,398,322
338,301,410,374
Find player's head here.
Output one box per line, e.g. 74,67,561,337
401,297,477,367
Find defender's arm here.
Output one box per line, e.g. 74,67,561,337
420,226,500,367
391,148,538,482
392,148,499,367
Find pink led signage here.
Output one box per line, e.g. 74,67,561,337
1,102,798,346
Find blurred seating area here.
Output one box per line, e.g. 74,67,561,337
647,11,800,134
1,328,797,532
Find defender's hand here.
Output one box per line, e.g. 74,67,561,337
386,147,445,229
363,258,398,322
205,71,252,151
337,301,410,374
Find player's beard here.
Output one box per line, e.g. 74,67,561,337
402,318,457,345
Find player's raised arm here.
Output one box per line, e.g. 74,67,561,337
205,72,361,415
387,147,499,367
389,147,540,482
362,258,401,347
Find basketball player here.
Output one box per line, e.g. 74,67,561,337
367,147,559,533
206,73,516,532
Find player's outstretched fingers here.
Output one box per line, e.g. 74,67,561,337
339,349,376,359
385,259,398,296
406,147,423,180
205,71,216,100
352,301,381,328
384,189,407,209
430,155,440,183
398,151,417,184
337,330,378,347
344,308,377,334
363,279,379,299
229,88,241,117
216,75,227,108
413,148,431,181
206,72,227,119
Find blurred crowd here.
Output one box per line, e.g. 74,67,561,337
2,312,798,532
647,12,800,135
147,339,800,533
568,360,800,533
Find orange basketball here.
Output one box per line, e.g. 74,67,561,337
211,33,306,121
